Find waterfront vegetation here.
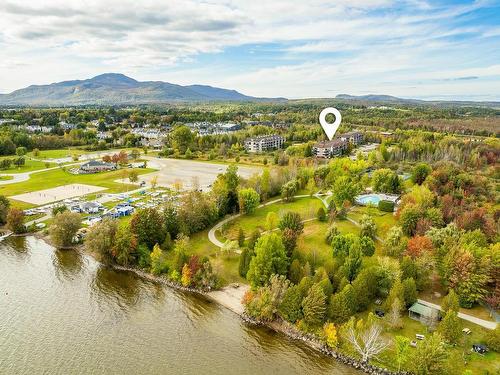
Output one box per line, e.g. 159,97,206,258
0,103,498,374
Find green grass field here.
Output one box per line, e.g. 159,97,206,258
348,205,397,236
28,149,89,159
0,156,56,174
2,167,155,208
221,197,324,240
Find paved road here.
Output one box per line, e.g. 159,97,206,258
0,161,82,186
418,299,497,330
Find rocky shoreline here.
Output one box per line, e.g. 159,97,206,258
32,233,402,375
109,263,403,375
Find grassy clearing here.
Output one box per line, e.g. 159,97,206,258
163,229,245,286
0,156,56,174
348,205,397,235
2,167,155,208
27,147,138,160
0,175,13,180
28,149,90,159
379,314,499,373
221,197,323,240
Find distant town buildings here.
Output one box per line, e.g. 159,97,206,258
15,124,52,133
186,122,241,136
244,134,285,153
59,121,77,130
313,131,363,158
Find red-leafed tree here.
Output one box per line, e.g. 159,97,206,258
406,235,434,259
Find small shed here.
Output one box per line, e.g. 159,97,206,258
117,205,134,217
408,302,439,324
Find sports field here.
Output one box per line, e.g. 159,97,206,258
10,184,107,205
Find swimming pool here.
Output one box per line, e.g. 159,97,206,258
355,194,381,205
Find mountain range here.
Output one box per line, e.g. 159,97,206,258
1,74,497,107
0,73,284,106
335,94,500,108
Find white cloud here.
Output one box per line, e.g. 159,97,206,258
0,0,498,100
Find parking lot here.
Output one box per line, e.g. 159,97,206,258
140,157,262,190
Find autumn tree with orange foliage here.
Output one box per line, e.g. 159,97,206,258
406,235,434,259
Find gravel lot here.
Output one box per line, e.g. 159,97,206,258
141,157,262,191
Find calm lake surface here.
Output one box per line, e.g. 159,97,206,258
0,236,360,375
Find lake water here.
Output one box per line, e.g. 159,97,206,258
0,236,359,375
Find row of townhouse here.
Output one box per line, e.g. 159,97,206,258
312,131,364,158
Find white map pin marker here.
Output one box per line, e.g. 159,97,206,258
319,107,342,141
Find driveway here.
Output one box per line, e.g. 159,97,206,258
418,299,497,330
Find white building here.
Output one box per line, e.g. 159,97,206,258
340,131,364,145
244,134,285,153
312,139,348,158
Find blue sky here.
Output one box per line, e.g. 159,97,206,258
0,0,499,100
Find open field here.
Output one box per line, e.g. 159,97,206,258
348,205,397,235
0,167,155,207
142,157,262,190
0,156,55,174
10,183,107,205
219,197,323,240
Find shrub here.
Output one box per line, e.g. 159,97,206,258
378,200,395,212
485,326,500,352
7,208,25,234
317,207,327,222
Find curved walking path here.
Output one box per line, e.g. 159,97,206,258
0,160,82,186
417,299,497,330
208,193,327,248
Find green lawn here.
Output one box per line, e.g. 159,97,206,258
380,314,499,373
28,149,89,159
348,205,397,236
221,197,324,240
0,156,56,174
1,167,155,208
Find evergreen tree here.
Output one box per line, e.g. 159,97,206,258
402,278,418,308
237,227,245,247
301,283,326,327
441,289,460,313
438,310,461,345
247,233,288,288
343,245,363,283
238,247,254,278
278,284,304,323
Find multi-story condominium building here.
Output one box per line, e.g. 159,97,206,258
244,134,285,153
312,139,348,158
340,131,364,145
313,131,364,159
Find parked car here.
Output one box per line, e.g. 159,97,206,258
375,309,385,318
472,344,488,354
